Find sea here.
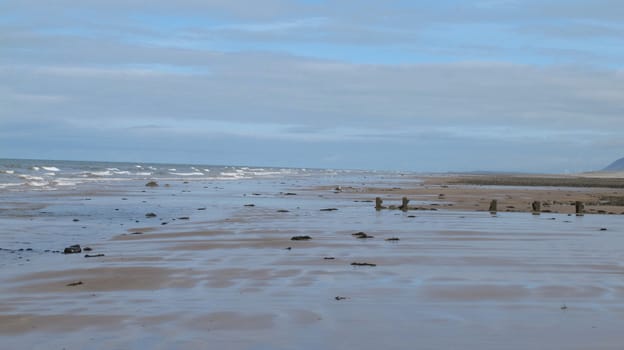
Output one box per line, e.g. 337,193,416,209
0,158,374,191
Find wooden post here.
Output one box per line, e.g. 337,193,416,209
488,200,497,213
532,201,541,215
575,201,584,216
375,197,383,211
400,197,409,212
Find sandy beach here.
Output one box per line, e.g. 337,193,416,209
2,172,624,349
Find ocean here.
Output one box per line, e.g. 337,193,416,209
0,158,363,190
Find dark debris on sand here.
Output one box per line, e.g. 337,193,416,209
291,235,312,241
352,232,374,239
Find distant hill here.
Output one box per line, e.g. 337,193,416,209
603,157,624,171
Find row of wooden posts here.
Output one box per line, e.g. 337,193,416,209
375,197,586,215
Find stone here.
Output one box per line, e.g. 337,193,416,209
351,262,376,267
291,235,312,241
489,200,497,213
145,212,157,218
375,197,384,210
145,181,159,187
575,201,584,216
63,244,82,254
352,232,374,239
66,281,83,286
320,208,338,211
400,197,409,211
84,254,105,258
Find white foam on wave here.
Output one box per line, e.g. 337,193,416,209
31,166,40,171
26,180,48,187
80,170,113,178
113,171,131,175
219,172,250,179
213,176,251,180
53,179,78,186
250,171,285,176
169,172,204,176
42,166,60,172
0,183,21,189
44,172,56,176
135,172,152,176
19,175,44,181
0,170,15,174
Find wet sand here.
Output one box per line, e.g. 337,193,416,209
1,173,624,349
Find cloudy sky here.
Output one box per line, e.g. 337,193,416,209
1,0,623,172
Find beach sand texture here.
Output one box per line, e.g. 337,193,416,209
1,172,624,349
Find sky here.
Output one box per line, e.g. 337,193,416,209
1,0,623,173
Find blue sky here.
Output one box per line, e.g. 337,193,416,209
1,0,623,172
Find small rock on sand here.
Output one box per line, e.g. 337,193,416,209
145,181,159,187
291,235,312,241
63,245,82,254
145,212,157,218
351,262,376,267
66,281,83,287
352,232,374,239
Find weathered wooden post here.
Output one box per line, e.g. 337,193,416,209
575,201,584,216
488,200,497,213
532,201,541,215
375,197,383,211
400,197,409,212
